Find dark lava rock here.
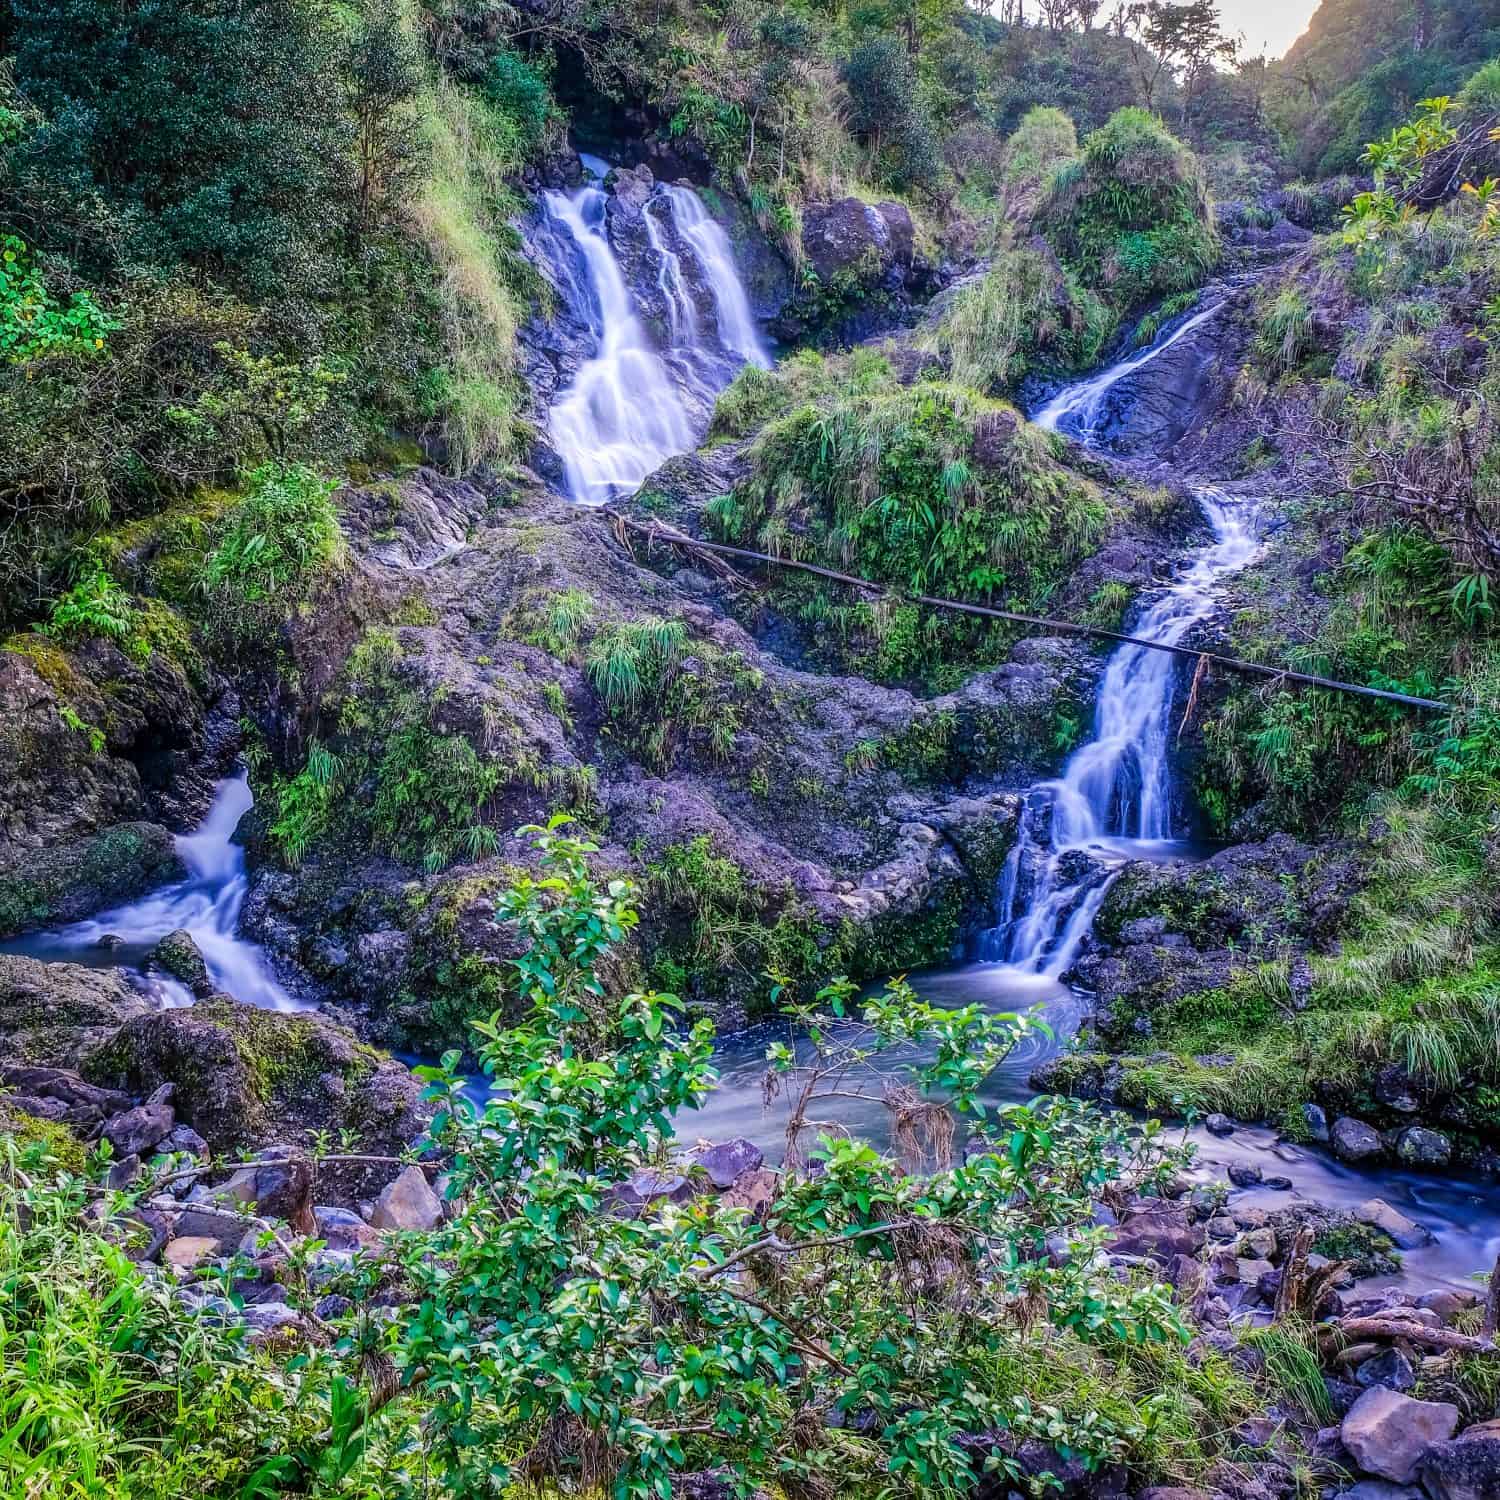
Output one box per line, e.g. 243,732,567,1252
1205,1112,1234,1136
801,198,895,283
1355,1348,1415,1392
1302,1102,1330,1142
1331,1117,1384,1164
1393,1126,1452,1168
688,1138,765,1191
214,1151,316,1235
1228,1162,1263,1187
1417,1420,1500,1500
0,954,150,1067
81,997,427,1190
103,1083,176,1157
1110,1205,1203,1262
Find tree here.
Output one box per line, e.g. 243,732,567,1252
6,0,353,294
346,2,424,244
1118,1,1236,118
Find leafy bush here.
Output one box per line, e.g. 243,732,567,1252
1039,107,1219,314
203,463,344,629
406,819,1204,1499
0,236,118,364
43,568,137,646
481,46,553,157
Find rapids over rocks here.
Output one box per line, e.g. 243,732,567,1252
5,200,1498,1291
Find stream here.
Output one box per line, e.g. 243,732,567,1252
5,191,1500,1291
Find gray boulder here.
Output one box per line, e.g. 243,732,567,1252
1341,1386,1459,1484
688,1138,765,1191
103,1083,176,1157
150,929,213,998
801,198,892,282
368,1164,444,1231
1332,1117,1385,1163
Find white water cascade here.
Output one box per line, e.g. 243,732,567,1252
5,775,300,1012
541,173,769,506
980,301,1261,978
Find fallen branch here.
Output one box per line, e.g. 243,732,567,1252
1328,1317,1497,1356
608,515,1447,713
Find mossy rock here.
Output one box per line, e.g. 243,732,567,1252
81,996,426,1158
0,822,183,939
0,954,150,1067
0,1100,88,1175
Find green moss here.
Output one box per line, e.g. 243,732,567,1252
0,1102,87,1175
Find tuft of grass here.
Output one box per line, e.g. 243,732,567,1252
411,79,532,472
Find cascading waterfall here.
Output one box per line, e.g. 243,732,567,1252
980,302,1262,978
5,775,299,1012
542,186,696,506
540,171,769,506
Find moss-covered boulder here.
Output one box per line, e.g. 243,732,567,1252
80,997,428,1175
0,954,150,1066
0,821,182,938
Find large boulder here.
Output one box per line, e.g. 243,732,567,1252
368,1164,444,1231
1332,1117,1385,1164
81,997,428,1189
0,954,150,1066
1417,1420,1500,1500
801,198,896,284
1340,1387,1459,1484
0,822,182,940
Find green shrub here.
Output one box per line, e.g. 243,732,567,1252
1038,107,1219,314
481,47,553,157
204,463,344,604
43,568,137,647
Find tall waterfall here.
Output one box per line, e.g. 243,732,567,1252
541,174,769,506
981,302,1261,977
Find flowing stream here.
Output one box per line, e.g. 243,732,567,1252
4,775,298,1013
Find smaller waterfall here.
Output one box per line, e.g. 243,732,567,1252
1032,300,1223,441
660,185,770,371
3,775,299,1012
539,171,770,506
976,293,1263,979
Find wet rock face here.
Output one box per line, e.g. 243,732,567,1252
1,820,183,941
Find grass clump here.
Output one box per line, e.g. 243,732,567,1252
924,241,1111,395
1038,107,1219,317
710,373,1117,683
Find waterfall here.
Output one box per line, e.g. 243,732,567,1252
3,775,300,1012
542,187,696,507
982,301,1262,978
539,173,769,506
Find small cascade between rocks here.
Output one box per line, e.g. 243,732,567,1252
537,168,769,506
5,775,299,1013
978,480,1262,978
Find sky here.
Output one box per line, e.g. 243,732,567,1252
1217,0,1321,59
